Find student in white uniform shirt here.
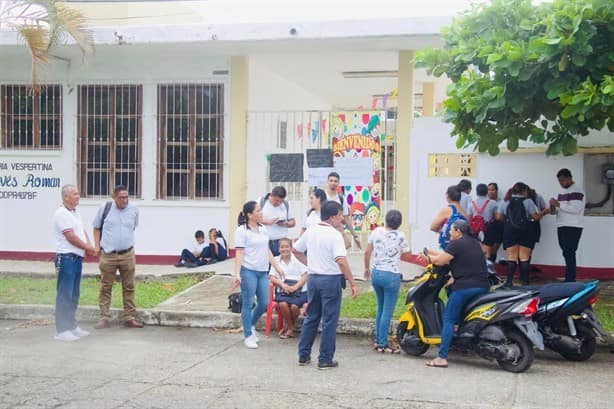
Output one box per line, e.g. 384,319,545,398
300,188,327,236
259,186,296,256
323,172,360,249
269,238,308,339
233,201,285,349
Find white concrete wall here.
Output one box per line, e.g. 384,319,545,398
0,47,232,256
409,117,613,269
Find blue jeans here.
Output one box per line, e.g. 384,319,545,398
439,287,489,359
240,266,269,338
371,269,401,347
54,253,83,333
298,274,343,364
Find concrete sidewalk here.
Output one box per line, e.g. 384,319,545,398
0,255,425,335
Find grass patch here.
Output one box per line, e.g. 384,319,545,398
341,284,411,319
341,283,614,333
0,276,202,309
594,301,614,332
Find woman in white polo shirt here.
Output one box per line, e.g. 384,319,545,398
233,201,284,349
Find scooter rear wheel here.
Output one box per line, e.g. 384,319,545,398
557,323,596,362
496,329,534,373
396,321,429,356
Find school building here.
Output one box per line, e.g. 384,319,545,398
0,1,612,278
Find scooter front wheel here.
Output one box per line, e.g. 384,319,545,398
396,321,429,356
496,330,534,373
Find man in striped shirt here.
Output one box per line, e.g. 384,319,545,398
548,168,585,282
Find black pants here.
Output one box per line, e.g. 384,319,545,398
557,226,583,282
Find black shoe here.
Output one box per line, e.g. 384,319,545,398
174,262,185,267
317,360,338,370
298,356,311,366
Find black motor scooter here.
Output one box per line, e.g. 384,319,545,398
489,264,614,361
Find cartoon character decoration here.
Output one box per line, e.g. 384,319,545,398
366,203,381,231
350,202,366,233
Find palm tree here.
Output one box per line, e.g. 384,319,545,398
0,0,94,93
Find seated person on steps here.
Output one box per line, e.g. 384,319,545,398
200,228,228,264
269,238,308,339
175,230,207,267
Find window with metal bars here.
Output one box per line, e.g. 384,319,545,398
0,84,62,149
76,84,142,198
157,83,225,200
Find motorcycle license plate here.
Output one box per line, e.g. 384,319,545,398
514,319,544,350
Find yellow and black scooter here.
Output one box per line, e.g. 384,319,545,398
396,251,544,373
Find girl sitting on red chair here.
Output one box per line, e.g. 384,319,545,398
269,238,307,339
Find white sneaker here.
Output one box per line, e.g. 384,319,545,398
54,330,80,342
251,326,260,342
71,327,90,338
244,335,258,349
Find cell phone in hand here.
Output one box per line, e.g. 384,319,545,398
276,219,287,225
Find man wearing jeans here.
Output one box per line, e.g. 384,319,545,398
92,185,142,329
548,168,585,282
293,201,358,370
52,184,96,342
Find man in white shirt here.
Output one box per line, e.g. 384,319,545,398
52,185,96,342
293,201,358,370
260,186,296,256
324,172,361,249
547,168,586,282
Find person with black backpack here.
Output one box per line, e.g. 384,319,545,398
496,182,543,286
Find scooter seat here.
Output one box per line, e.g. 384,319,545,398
515,282,586,303
464,290,526,314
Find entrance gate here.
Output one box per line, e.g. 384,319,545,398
246,110,397,249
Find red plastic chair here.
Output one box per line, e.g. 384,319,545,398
265,283,284,337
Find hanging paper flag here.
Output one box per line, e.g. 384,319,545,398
312,120,320,142
390,88,398,100
297,124,303,138
306,122,312,139
371,98,378,109
321,119,327,133
382,95,389,108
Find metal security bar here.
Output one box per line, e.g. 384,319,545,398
0,84,62,149
76,84,142,198
157,83,225,200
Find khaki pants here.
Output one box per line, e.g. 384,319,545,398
98,249,136,321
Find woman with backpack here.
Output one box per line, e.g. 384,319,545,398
496,182,543,287
467,183,498,248
430,185,469,250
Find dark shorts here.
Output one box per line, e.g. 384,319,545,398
503,224,535,250
276,291,308,307
483,220,503,246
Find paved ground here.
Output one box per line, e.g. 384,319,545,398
1,319,613,409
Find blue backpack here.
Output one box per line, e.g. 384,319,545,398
439,205,467,249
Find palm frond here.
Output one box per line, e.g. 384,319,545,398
18,25,49,95
52,2,94,54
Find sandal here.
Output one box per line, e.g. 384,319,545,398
375,345,400,354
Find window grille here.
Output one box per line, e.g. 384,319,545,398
157,83,225,200
0,84,62,149
76,84,142,198
428,153,475,177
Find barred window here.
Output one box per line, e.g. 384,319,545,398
157,83,225,199
77,85,142,198
0,85,62,149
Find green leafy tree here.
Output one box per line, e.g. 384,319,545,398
416,0,614,155
0,0,93,93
